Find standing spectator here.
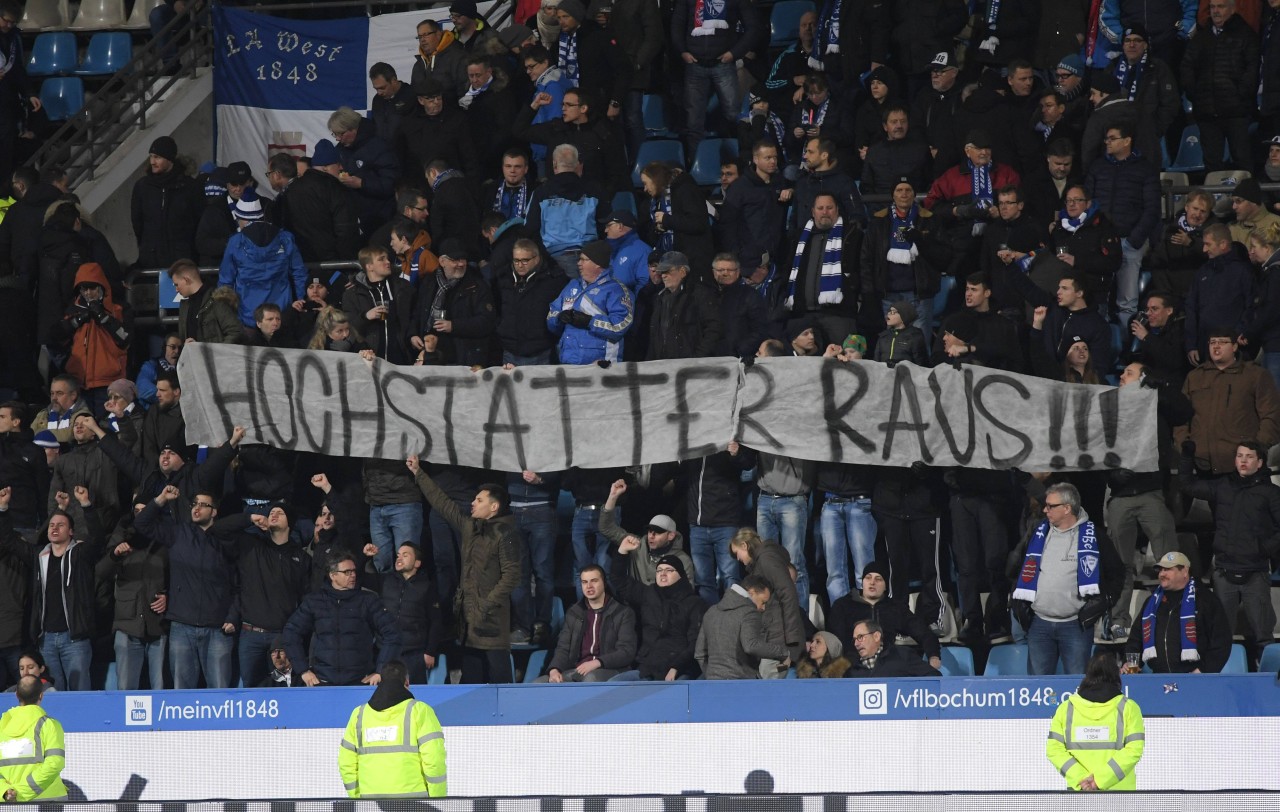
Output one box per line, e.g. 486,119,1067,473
809,0,888,82
1101,0,1198,64
139,371,185,462
747,454,814,641
872,462,949,637
785,193,860,343
1184,224,1253,364
230,505,311,689
711,254,768,359
861,178,947,341
816,462,878,606
329,108,401,235
861,106,933,195
1244,223,1280,385
1227,178,1280,246
720,141,789,271
1147,189,1217,300
410,239,496,368
0,1,40,197
670,0,759,156
487,150,538,223
646,251,723,359
608,547,706,681
638,164,714,279
603,211,652,294
31,376,87,446
408,455,521,684
946,464,1015,645
425,160,484,263
1084,121,1161,323
788,73,855,165
1260,1,1280,140
971,1,1041,68
1175,329,1280,475
826,561,943,666
136,335,181,408
359,455,423,576
607,0,662,162
553,0,632,131
1022,140,1080,231
1079,74,1142,173
266,151,361,263
368,543,445,684
450,0,499,53
495,238,565,366
1128,293,1192,384
537,565,637,682
0,402,48,538
94,528,168,690
546,239,634,363
1011,482,1123,675
1007,270,1117,374
1030,91,1080,161
1107,25,1182,152
983,186,1050,312
517,45,573,167
1180,0,1260,172
0,675,67,802
911,51,964,175
514,88,627,194
344,247,414,365
792,137,866,235
890,0,968,98
411,18,468,101
369,62,417,143
683,442,754,603
48,414,119,531
217,189,307,333
131,137,203,269
0,485,101,691
460,56,519,181
170,261,243,345
924,131,1021,277
873,300,930,365
695,575,790,679
598,479,696,587
395,79,480,181
506,467,560,647
282,550,402,686
260,639,305,687
49,264,130,413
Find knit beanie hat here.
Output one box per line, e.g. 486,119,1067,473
557,0,586,22
149,135,178,162
656,554,687,581
816,630,843,659
232,187,265,222
890,299,917,326
107,379,137,403
580,239,612,268
312,139,340,167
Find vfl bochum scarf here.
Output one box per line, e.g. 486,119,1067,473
431,168,463,193
1114,50,1147,102
887,205,919,265
985,0,1000,30
650,194,675,252
1012,519,1101,603
802,97,830,128
494,181,530,220
969,160,992,235
809,0,841,69
1058,201,1099,233
1141,580,1199,663
786,216,845,308
558,30,579,83
691,0,729,37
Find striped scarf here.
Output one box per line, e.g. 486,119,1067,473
691,0,729,36
107,402,136,434
1012,519,1102,603
431,168,463,193
985,0,1000,29
1114,50,1147,102
801,97,829,128
810,0,841,69
1141,580,1199,663
558,30,579,83
742,107,789,163
887,205,919,265
786,216,845,308
494,181,530,220
1058,202,1099,233
650,193,675,252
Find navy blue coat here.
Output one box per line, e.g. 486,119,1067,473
283,583,402,685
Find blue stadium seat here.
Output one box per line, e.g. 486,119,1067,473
27,32,78,77
931,274,956,326
39,77,85,121
936,646,975,677
1167,125,1205,174
1222,644,1248,674
76,31,133,76
1139,270,1152,296
632,140,686,186
427,652,447,685
524,649,549,683
983,643,1029,675
642,94,673,139
690,138,738,186
1160,140,1170,170
1260,643,1280,674
610,190,638,217
769,0,815,47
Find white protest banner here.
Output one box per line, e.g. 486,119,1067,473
178,345,1159,472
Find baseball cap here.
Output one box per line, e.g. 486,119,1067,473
1156,551,1191,569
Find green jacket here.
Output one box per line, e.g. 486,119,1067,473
0,704,67,802
176,285,243,344
1047,691,1145,791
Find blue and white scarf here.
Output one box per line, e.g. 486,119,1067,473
743,109,789,164
107,402,136,435
1012,519,1102,603
1141,580,1199,663
969,160,993,235
1057,201,1099,233
558,30,579,83
887,205,920,265
785,216,845,308
809,0,841,69
431,168,463,193
691,0,730,36
1114,50,1147,102
494,180,530,220
1176,211,1198,234
650,194,675,252
985,0,1000,30
801,97,830,128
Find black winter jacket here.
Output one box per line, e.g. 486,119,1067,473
716,280,768,360
1124,584,1233,674
343,271,415,364
283,583,402,685
1244,256,1280,353
427,174,483,261
374,568,445,655
610,553,706,679
335,118,401,232
362,458,423,508
844,642,941,677
134,501,240,628
861,138,933,195
861,206,947,299
547,595,638,673
3,182,62,279
95,538,168,640
411,268,497,367
1179,463,1280,573
1262,7,1280,116
394,108,480,180
195,198,236,266
556,22,633,111
512,107,628,195
231,531,310,631
792,166,868,236
685,446,755,527
0,507,104,641
496,266,565,357
969,0,1040,66
1084,152,1161,248
131,168,203,269
640,173,715,281
890,0,968,75
720,172,787,267
647,280,723,360
273,171,362,262
97,431,236,514
0,432,48,529
827,593,941,659
1007,266,1116,372
1180,14,1260,119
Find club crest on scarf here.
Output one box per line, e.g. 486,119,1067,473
1020,558,1037,583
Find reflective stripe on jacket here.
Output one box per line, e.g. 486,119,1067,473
1046,693,1145,791
338,697,447,798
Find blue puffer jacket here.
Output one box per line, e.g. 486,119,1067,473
608,229,653,294
546,270,635,364
1084,151,1161,249
283,583,402,685
217,222,308,327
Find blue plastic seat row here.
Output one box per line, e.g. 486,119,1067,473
28,30,132,77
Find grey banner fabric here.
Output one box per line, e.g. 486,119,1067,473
178,346,1158,473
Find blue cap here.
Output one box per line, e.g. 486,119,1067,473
33,430,59,449
312,139,340,167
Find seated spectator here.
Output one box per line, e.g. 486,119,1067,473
136,335,182,408
102,380,143,454
1147,189,1216,301
5,650,56,694
1128,291,1190,385
218,189,307,334
598,479,696,587
845,619,941,678
308,306,369,354
1124,552,1232,674
795,631,851,679
536,565,637,682
249,303,293,349
495,238,564,366
260,637,306,687
827,561,942,668
646,251,722,360
873,300,929,366
603,211,652,295
389,218,438,288
695,574,790,680
609,551,706,681
425,160,484,261
31,376,89,446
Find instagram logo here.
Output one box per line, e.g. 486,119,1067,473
858,683,888,715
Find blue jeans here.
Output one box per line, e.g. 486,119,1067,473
553,251,580,280
571,506,616,597
169,621,235,689
1026,616,1093,676
114,630,166,690
1116,239,1148,323
755,493,810,610
237,626,277,688
683,60,740,156
369,502,424,573
689,525,739,603
819,497,877,603
609,669,647,681
39,631,91,691
882,293,934,346
503,349,553,367
511,503,558,632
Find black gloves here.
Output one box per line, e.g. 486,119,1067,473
901,227,920,244
1181,439,1196,459
1012,600,1033,632
558,310,591,329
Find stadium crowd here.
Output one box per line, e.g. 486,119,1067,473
0,0,1279,688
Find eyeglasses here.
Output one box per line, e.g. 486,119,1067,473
853,632,875,643
1207,337,1235,346
524,63,542,72
512,256,536,264
332,568,358,576
1122,37,1145,44
1064,197,1088,204
192,502,214,510
1103,135,1126,143
563,101,582,107
1043,502,1067,511
1054,71,1074,80
655,567,678,575
417,31,439,39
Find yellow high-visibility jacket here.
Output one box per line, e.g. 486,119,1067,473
1047,692,1145,791
339,696,447,798
0,705,68,802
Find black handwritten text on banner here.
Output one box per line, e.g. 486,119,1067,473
179,345,1158,472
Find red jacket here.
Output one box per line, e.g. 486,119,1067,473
62,263,129,389
923,161,1022,209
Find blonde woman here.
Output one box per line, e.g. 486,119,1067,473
308,306,368,355
1243,221,1280,385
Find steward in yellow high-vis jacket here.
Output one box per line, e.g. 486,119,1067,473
339,659,447,798
0,677,68,802
1047,653,1145,791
